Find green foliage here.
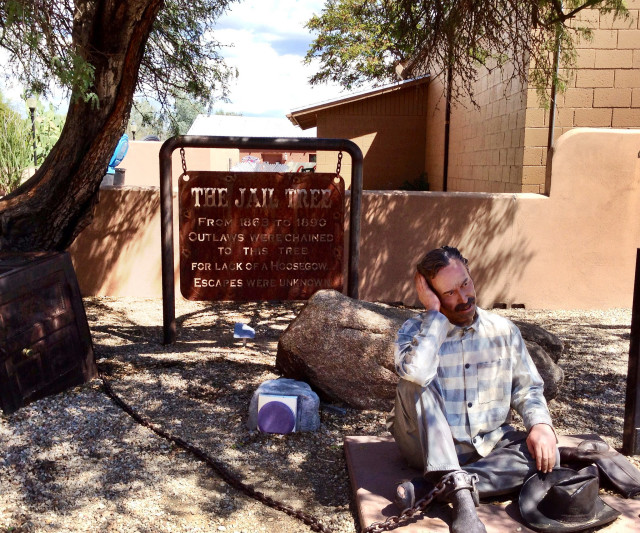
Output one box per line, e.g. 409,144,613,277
0,93,66,195
305,0,629,105
165,96,207,137
139,0,237,109
305,0,403,90
0,1,98,103
126,96,244,140
399,172,429,191
128,96,211,140
131,0,238,112
0,0,238,111
0,99,31,195
32,99,66,165
128,99,166,140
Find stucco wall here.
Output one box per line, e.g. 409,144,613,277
70,129,640,310
356,128,640,308
71,187,171,297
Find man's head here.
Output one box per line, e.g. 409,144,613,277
416,246,476,326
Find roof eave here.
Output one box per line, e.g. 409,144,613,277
287,75,431,130
286,112,317,130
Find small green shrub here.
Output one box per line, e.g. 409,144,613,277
33,101,65,166
399,172,429,191
0,104,32,196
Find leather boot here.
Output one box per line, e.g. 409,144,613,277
559,439,640,499
438,471,486,533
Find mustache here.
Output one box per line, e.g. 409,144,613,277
455,297,476,312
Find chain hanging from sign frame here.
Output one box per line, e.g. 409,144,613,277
160,136,364,343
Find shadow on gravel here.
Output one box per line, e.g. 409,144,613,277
3,299,634,532
85,297,352,525
540,319,631,448
1,299,319,531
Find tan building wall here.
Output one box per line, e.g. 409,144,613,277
522,5,640,193
71,129,640,310
424,5,640,194
446,59,528,193
120,141,239,187
118,142,315,188
315,84,428,190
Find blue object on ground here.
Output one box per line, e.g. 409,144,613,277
234,323,255,339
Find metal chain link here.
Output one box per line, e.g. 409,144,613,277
335,151,343,177
180,147,188,175
99,369,468,533
361,480,447,533
99,371,334,533
361,470,480,533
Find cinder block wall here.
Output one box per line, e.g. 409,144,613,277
432,5,640,194
523,5,640,193
446,59,528,193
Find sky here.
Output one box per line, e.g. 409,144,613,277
213,0,353,118
1,0,356,120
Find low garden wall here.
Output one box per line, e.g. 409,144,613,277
70,128,640,309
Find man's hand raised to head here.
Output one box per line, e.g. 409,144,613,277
415,271,441,312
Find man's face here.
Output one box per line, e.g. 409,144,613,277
430,259,477,327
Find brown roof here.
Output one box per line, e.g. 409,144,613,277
286,75,431,130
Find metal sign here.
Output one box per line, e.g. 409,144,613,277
178,171,344,301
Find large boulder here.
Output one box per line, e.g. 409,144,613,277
513,320,564,363
524,341,564,401
275,290,564,410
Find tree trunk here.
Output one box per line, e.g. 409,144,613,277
0,0,164,252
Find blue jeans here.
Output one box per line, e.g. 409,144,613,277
387,379,560,497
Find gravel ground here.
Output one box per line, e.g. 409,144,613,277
0,298,638,533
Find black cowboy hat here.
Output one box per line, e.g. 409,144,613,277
519,466,621,532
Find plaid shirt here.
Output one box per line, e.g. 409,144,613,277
394,307,553,458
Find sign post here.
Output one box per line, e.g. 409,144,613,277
159,136,364,344
623,248,640,455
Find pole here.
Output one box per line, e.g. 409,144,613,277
443,65,452,192
623,248,640,455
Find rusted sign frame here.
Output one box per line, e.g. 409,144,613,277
623,248,640,455
159,136,364,345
